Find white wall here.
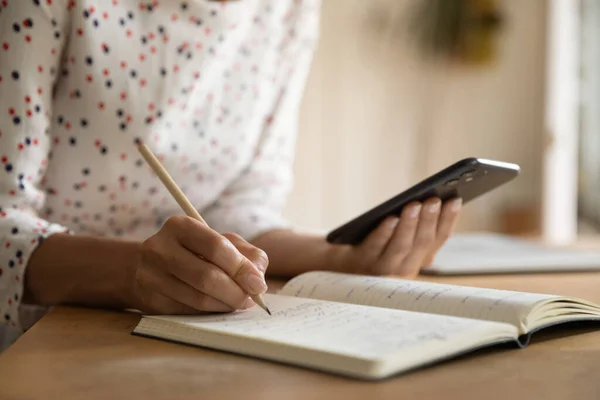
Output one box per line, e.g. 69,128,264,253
579,0,600,233
542,0,580,243
284,0,547,234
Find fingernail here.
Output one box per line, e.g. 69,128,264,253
451,198,463,212
427,201,441,213
242,297,255,309
241,273,268,295
409,204,422,218
387,217,400,229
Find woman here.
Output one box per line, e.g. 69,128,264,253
0,0,462,348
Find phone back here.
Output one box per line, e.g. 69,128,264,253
326,158,520,245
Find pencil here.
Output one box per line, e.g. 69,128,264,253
137,142,271,316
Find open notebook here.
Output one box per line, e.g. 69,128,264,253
132,271,600,380
422,232,600,274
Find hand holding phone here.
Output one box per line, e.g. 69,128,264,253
321,158,519,277
326,158,520,245
325,196,463,277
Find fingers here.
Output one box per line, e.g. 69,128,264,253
397,198,442,276
359,216,400,260
141,234,253,309
136,266,240,313
423,197,462,266
135,284,202,315
374,202,421,275
162,216,267,295
223,232,269,274
371,198,442,277
173,255,250,309
340,196,462,278
164,216,244,270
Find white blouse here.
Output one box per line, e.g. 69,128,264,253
0,0,319,349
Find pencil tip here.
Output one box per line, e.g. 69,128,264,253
266,307,272,316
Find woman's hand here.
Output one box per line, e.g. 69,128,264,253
132,216,269,314
330,197,462,278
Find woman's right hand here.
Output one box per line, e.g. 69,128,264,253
132,216,269,314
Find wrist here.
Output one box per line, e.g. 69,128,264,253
24,234,145,311
117,241,144,310
322,242,351,273
252,229,351,276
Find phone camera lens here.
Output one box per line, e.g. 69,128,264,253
461,170,476,182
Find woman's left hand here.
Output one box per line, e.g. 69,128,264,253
329,197,462,278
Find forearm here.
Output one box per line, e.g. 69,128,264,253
22,228,332,308
23,233,139,310
251,229,342,277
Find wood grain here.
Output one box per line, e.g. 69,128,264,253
1,274,600,400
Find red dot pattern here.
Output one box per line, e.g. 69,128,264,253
0,0,319,343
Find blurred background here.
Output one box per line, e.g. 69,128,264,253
283,0,600,245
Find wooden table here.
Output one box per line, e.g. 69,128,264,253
1,273,600,400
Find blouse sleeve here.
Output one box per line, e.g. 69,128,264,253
202,1,320,241
0,0,71,346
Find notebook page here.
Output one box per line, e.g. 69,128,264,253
279,272,558,332
145,294,516,363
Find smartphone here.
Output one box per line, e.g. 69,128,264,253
325,157,520,245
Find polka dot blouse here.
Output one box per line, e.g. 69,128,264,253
0,0,319,348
